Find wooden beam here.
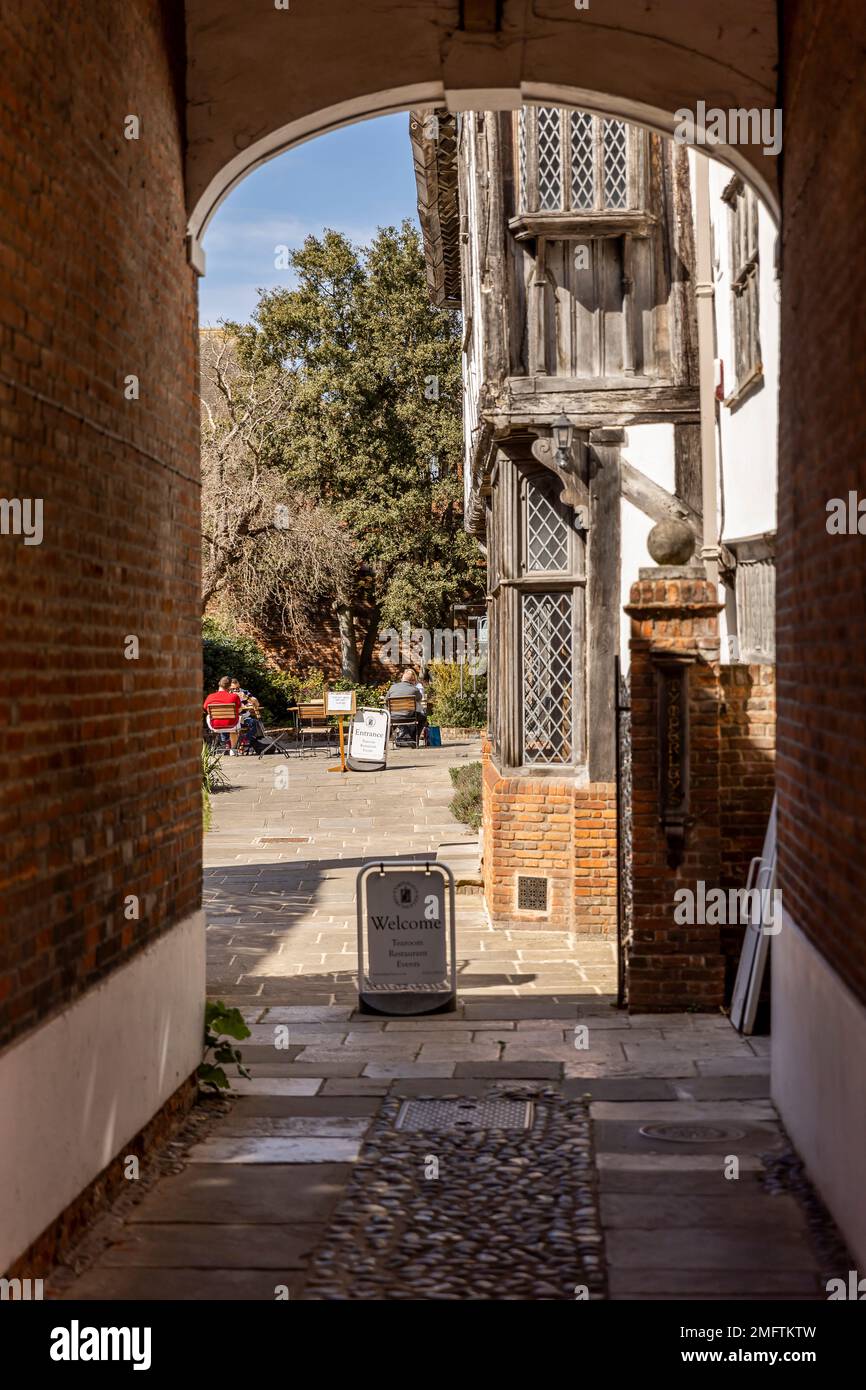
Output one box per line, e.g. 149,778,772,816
621,456,701,536
587,430,622,782
621,457,736,569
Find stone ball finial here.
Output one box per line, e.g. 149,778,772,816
647,518,695,566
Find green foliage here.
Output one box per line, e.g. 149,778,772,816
432,677,488,729
198,1000,251,1092
201,740,228,834
202,619,292,723
230,223,485,666
328,675,388,710
449,761,483,831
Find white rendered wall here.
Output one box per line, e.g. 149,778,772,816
772,912,866,1269
0,910,205,1272
707,157,779,544
619,422,676,669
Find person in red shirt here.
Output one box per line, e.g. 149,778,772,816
203,676,242,754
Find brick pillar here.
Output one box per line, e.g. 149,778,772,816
624,566,726,1011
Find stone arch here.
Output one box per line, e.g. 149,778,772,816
185,0,780,266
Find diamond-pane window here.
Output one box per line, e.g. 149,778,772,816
522,591,573,765
526,477,569,571
570,112,595,210
537,107,563,210
602,119,628,209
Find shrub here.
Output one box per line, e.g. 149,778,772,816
449,761,483,830
427,660,486,728
434,687,487,729
202,620,294,723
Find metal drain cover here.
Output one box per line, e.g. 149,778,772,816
639,1123,747,1144
395,1097,534,1132
257,837,310,845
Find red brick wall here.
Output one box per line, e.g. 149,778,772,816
0,0,200,1048
625,572,726,1011
480,739,616,933
719,664,776,990
777,1,866,1008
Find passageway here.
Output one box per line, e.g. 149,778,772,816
48,749,838,1300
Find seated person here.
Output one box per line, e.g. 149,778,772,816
203,676,242,755
230,678,265,751
386,667,428,744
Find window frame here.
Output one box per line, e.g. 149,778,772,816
722,176,763,402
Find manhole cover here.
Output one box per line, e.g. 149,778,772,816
638,1123,747,1144
395,1097,534,1132
257,837,310,845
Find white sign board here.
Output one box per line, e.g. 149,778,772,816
349,708,388,763
326,689,355,714
365,871,448,987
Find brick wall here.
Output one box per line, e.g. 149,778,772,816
625,569,726,1011
480,738,616,933
776,0,866,1009
719,664,776,992
0,0,199,1048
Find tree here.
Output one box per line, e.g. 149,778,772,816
230,223,485,678
200,330,355,642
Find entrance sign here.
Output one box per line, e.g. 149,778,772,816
347,707,390,772
356,861,457,1015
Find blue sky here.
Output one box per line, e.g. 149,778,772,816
199,113,420,325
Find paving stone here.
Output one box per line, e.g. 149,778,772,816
605,1226,819,1271
100,1223,320,1269
453,1060,562,1078
600,1192,808,1230
320,1079,391,1096
127,1164,351,1225
214,1115,372,1137
670,1076,771,1100
187,1136,363,1164
590,1100,777,1122
363,1061,456,1078
608,1268,822,1298
597,1152,765,1173
63,1267,307,1300
563,1078,677,1101
230,1078,322,1096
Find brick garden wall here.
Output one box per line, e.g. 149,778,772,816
481,739,616,934
0,0,200,1049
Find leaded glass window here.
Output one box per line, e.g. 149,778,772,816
521,591,574,764
602,119,628,208
518,108,638,214
570,112,595,210
526,475,569,572
536,107,563,211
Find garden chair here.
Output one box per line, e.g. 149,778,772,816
386,694,421,748
297,702,336,756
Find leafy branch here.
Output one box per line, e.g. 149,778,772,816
198,999,252,1092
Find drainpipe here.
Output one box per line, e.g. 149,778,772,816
694,153,720,589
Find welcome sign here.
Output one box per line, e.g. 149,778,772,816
356,862,457,1015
